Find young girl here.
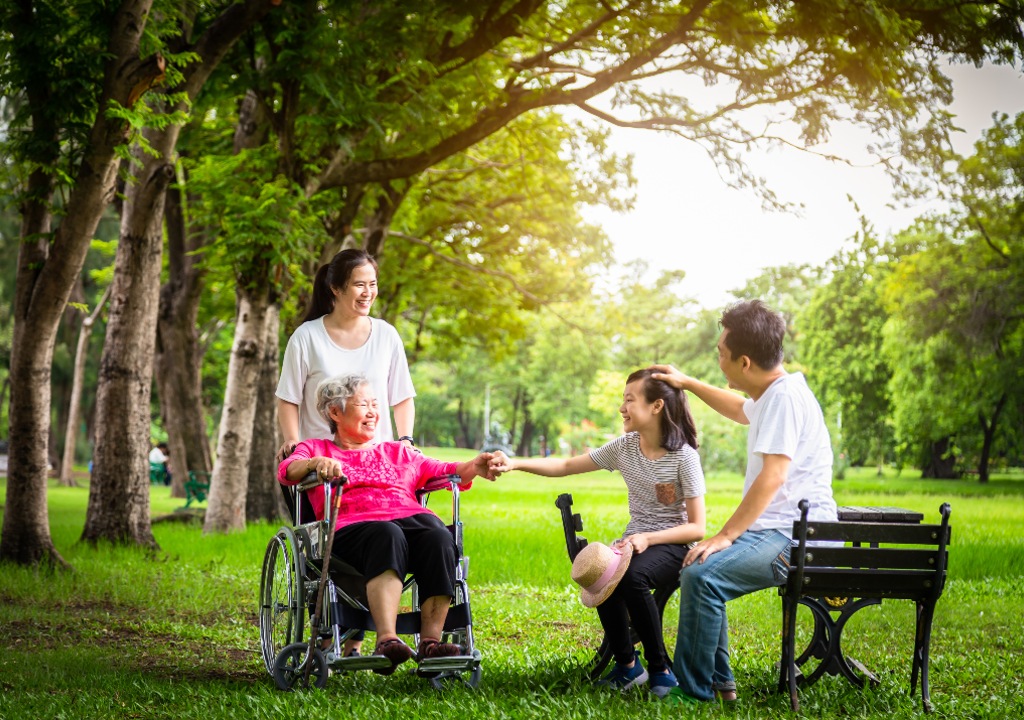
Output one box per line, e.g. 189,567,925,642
491,368,706,697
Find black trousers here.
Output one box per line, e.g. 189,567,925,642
596,542,687,673
333,513,457,600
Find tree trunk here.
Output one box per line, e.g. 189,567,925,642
1,168,69,568
155,181,211,499
2,0,266,563
246,302,289,523
919,437,958,480
362,183,409,258
59,286,112,487
455,397,473,449
204,285,271,533
517,414,535,458
976,394,1008,484
82,149,175,548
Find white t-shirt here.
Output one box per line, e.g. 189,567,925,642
742,372,836,536
149,447,167,464
275,316,415,443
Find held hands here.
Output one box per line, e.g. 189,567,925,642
487,451,512,475
463,451,504,483
476,451,508,481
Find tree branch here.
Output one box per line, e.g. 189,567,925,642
320,0,715,189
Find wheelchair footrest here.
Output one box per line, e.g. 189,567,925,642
416,654,480,674
328,654,393,672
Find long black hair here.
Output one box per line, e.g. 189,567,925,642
300,249,379,324
626,368,699,451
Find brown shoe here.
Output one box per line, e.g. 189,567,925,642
372,638,414,675
417,638,463,659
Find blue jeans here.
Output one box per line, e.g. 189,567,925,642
671,529,792,700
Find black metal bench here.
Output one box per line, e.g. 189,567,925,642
779,499,952,712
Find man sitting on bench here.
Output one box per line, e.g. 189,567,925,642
651,299,837,705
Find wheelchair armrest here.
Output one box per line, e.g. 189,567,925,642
418,473,460,497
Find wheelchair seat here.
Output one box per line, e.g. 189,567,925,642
259,471,481,689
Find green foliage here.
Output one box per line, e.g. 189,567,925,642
691,401,748,475
186,148,325,291
801,229,897,467
0,0,114,187
880,113,1024,475
587,369,629,436
604,261,696,368
381,110,623,353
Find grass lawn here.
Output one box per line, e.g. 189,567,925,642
1,453,1022,719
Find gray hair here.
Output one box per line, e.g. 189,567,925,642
316,373,370,433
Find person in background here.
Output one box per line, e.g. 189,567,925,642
651,299,836,706
149,441,171,486
490,368,706,698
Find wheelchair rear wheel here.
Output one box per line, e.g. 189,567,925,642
273,642,329,690
260,527,306,675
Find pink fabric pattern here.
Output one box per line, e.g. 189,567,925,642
278,439,464,529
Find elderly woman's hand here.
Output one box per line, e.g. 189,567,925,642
309,456,343,481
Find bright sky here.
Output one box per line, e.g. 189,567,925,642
588,63,1024,308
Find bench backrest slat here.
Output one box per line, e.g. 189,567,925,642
797,567,945,600
792,546,947,572
801,520,950,545
838,506,924,522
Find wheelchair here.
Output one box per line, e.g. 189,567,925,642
259,471,481,690
555,492,678,680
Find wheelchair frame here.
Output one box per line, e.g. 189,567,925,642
259,471,482,690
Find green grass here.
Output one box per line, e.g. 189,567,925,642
1,455,1023,719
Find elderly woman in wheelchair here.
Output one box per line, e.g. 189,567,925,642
261,372,504,688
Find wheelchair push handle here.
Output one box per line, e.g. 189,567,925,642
296,470,348,492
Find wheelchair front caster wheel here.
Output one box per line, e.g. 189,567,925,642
272,642,329,691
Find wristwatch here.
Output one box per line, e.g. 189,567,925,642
398,435,416,446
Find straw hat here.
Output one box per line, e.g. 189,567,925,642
571,541,633,608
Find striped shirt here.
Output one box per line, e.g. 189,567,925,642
589,433,706,536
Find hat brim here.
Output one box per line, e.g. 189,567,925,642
579,542,633,608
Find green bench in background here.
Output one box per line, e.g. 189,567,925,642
184,471,211,508
149,462,167,485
